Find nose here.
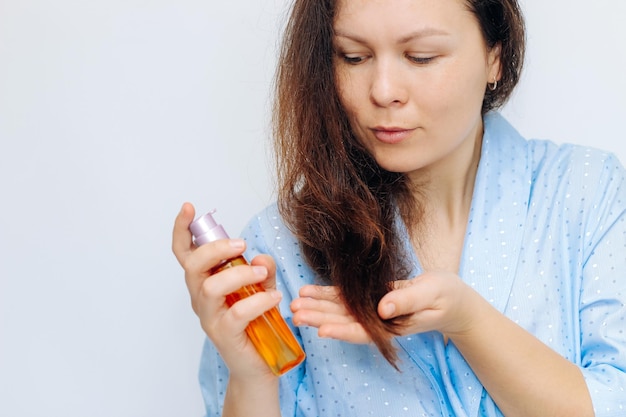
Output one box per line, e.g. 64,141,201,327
369,59,409,107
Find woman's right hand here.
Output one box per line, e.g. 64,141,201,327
172,202,281,380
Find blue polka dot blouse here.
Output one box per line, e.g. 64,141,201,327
198,112,626,417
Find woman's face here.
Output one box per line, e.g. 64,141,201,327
333,0,501,180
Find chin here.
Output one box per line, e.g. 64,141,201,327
368,147,423,170
374,159,427,175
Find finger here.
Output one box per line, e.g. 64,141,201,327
250,254,277,290
184,238,247,277
198,263,270,305
378,277,437,319
222,289,284,335
317,322,371,344
389,278,415,291
292,307,353,328
298,284,341,301
290,296,348,316
291,292,353,326
172,202,196,264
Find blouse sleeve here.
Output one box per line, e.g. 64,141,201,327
198,338,304,417
198,208,305,417
578,153,626,416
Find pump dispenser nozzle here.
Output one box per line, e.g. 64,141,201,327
189,210,228,246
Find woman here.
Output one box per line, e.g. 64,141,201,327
172,0,626,415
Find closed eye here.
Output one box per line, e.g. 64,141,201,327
406,55,436,65
341,54,368,65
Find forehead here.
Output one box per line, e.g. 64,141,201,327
333,0,476,34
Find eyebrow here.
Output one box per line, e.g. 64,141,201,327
334,27,451,44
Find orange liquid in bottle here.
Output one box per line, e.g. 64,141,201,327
214,256,306,375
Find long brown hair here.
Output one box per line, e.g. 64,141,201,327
273,0,525,366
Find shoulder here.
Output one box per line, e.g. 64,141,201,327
486,113,626,257
239,203,294,255
529,140,622,184
239,203,316,294
484,112,625,192
525,137,625,210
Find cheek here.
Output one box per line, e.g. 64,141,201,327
426,65,487,115
336,62,375,112
335,71,360,116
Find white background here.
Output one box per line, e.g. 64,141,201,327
0,1,624,416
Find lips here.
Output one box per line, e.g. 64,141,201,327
371,127,416,144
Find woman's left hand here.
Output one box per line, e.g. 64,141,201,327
290,271,485,343
377,271,484,339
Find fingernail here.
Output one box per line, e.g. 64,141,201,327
381,303,395,318
268,289,283,299
252,266,267,277
229,238,245,249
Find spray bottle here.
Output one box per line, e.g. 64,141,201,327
190,210,305,376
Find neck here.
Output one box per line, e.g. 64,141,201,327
406,121,484,273
409,121,483,229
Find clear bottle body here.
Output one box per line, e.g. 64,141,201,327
213,256,306,376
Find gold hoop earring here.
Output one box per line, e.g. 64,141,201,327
489,78,498,91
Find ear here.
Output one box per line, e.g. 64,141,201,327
487,42,502,82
